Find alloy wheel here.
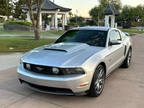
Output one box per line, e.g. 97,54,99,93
127,50,132,66
94,66,105,94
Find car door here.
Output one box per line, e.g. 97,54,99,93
106,30,125,74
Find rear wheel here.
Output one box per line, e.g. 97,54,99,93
88,64,105,97
121,49,132,68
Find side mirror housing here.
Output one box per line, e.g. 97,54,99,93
124,32,130,36
110,40,122,45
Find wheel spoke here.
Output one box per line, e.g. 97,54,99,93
127,51,132,65
98,69,104,79
94,66,105,94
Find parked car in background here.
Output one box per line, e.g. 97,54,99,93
17,27,132,97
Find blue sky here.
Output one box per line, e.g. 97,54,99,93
54,0,144,17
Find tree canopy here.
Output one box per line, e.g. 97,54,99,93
120,5,144,27
89,0,144,27
13,0,27,20
0,0,12,17
89,0,122,25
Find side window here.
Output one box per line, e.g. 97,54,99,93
109,30,121,41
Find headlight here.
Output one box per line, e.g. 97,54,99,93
61,68,85,75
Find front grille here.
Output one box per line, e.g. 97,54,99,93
23,63,64,75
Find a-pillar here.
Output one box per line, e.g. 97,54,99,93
26,12,31,22
105,15,109,27
54,12,58,30
111,15,115,28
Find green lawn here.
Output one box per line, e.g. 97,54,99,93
0,29,65,36
0,22,144,53
120,28,144,36
1,23,144,37
0,37,55,53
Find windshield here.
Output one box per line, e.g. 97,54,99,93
55,30,108,47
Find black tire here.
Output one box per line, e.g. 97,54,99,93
121,49,132,68
88,64,105,97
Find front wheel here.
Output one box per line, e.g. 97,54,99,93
88,64,105,97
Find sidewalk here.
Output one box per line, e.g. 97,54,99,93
0,53,23,71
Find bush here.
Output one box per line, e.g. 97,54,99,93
3,21,32,31
0,17,5,23
4,21,32,26
68,23,79,27
58,23,62,27
131,21,137,27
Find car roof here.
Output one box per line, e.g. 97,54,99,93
71,26,112,31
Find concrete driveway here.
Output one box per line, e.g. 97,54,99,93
0,35,144,108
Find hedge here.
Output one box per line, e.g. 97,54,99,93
3,21,32,31
4,21,32,26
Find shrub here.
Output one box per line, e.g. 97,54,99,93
3,21,32,31
131,21,137,27
0,17,5,23
68,23,79,27
4,21,32,26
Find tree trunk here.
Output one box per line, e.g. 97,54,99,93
6,0,10,20
26,0,42,40
35,0,42,40
34,27,40,40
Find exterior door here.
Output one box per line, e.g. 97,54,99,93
106,30,125,73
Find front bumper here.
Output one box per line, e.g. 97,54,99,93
17,64,91,95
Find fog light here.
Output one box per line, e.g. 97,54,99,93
52,68,60,75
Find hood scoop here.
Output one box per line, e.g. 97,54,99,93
43,43,89,53
44,48,67,52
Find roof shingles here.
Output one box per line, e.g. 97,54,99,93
24,0,71,12
104,3,119,15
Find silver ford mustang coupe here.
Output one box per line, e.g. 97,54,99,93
17,27,132,97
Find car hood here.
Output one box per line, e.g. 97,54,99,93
22,43,104,67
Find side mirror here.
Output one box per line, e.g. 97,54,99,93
124,32,130,36
110,40,122,45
